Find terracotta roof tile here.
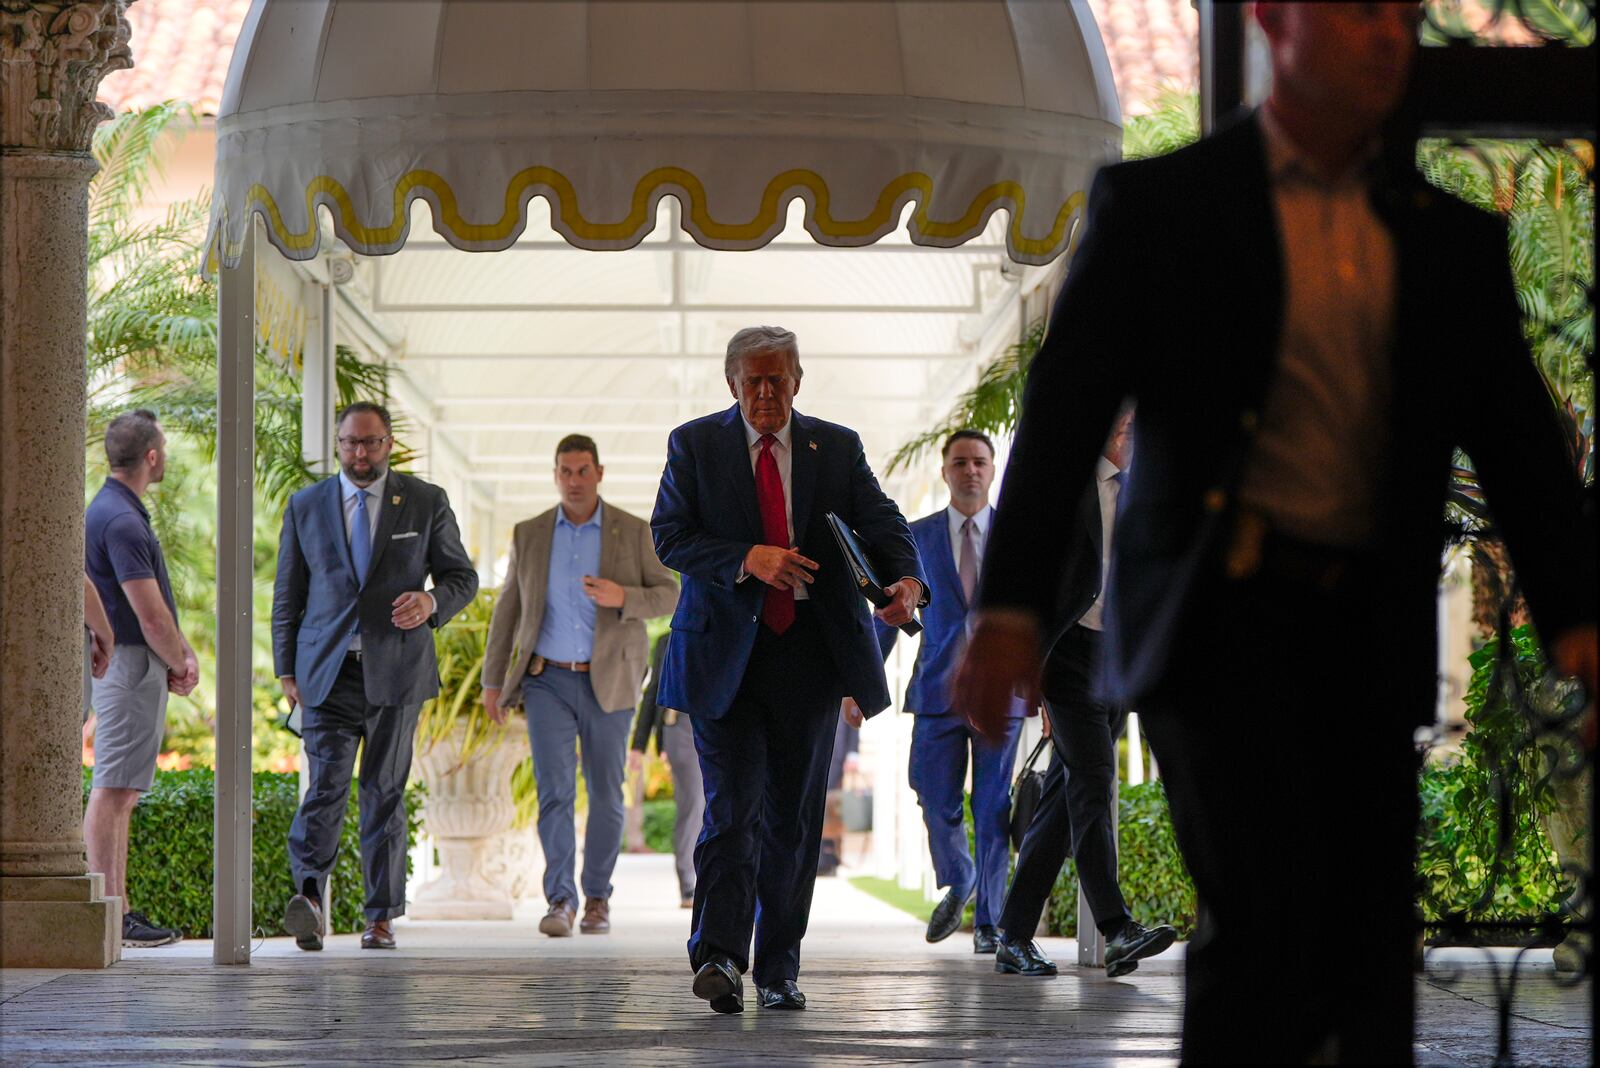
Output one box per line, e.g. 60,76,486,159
99,0,1201,119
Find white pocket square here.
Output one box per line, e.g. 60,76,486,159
391,531,419,540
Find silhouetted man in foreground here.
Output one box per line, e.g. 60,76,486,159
958,5,1596,1063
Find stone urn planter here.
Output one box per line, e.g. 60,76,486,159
410,716,531,920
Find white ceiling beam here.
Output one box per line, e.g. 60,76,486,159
376,301,980,314
403,351,975,362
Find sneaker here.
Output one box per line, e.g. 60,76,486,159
538,898,576,937
122,911,181,948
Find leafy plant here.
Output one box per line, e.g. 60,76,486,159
887,91,1202,474
89,767,421,938
1416,625,1583,932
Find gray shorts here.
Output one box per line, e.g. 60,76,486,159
90,645,170,792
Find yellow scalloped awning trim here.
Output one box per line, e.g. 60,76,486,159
210,166,1085,266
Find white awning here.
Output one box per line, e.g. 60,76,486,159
206,0,1120,270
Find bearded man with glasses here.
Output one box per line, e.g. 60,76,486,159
272,401,479,951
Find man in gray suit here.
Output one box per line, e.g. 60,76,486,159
483,434,678,937
273,402,479,951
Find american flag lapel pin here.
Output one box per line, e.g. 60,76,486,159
808,440,818,451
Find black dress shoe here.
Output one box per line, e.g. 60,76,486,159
972,924,1000,954
756,979,807,1010
995,936,1058,976
692,954,744,1014
1105,920,1178,978
283,893,324,951
925,884,974,943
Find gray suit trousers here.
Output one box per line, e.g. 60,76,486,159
288,654,419,921
661,714,704,898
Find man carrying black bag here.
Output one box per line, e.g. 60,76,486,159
993,410,1176,978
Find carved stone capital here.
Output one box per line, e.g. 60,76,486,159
1,0,132,153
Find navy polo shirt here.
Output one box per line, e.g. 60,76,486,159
85,478,178,648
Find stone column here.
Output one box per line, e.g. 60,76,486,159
0,0,133,969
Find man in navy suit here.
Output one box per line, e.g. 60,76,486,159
860,430,1023,954
273,402,479,951
652,326,927,1014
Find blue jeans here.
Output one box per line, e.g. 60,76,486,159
521,667,634,904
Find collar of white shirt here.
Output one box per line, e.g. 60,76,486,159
1097,457,1120,483
338,468,387,503
946,502,992,543
742,415,792,453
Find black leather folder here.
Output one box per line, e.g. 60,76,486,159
824,511,922,637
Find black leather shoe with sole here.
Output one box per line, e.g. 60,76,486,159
1105,921,1178,978
692,955,744,1014
283,894,324,952
756,980,807,1010
925,884,974,943
994,937,1058,976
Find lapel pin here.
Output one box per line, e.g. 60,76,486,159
391,495,401,506
808,440,818,451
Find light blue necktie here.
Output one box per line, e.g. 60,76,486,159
349,486,372,584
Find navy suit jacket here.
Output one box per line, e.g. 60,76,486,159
272,470,479,710
980,112,1593,719
875,509,1025,718
652,405,926,721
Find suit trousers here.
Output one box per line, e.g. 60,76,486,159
908,709,1023,927
688,604,843,987
999,625,1132,939
288,654,419,920
522,667,634,904
661,713,705,899
1140,570,1418,1066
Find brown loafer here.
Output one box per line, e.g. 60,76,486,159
360,920,396,950
579,896,611,934
538,898,576,937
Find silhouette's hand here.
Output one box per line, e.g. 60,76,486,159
841,697,864,729
955,611,1043,744
483,687,507,725
280,675,301,708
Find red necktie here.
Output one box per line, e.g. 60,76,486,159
755,434,795,635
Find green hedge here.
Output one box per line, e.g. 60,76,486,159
84,768,421,938
642,798,677,855
1045,781,1198,939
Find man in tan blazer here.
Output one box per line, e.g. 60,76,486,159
484,434,678,937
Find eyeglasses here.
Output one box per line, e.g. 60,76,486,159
337,434,392,453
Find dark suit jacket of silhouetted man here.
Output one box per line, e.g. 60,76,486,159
973,112,1593,1064
652,402,924,1011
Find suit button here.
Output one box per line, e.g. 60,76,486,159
1203,488,1227,513
751,615,758,623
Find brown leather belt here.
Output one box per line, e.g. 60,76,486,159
529,654,590,675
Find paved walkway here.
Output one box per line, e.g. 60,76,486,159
0,855,1588,1065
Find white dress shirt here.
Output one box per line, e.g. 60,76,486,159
1236,107,1396,548
1078,457,1121,633
946,503,991,577
741,415,807,600
337,469,386,650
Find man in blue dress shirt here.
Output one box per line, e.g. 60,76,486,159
484,435,679,937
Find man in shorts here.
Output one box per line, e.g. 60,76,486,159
84,410,199,947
